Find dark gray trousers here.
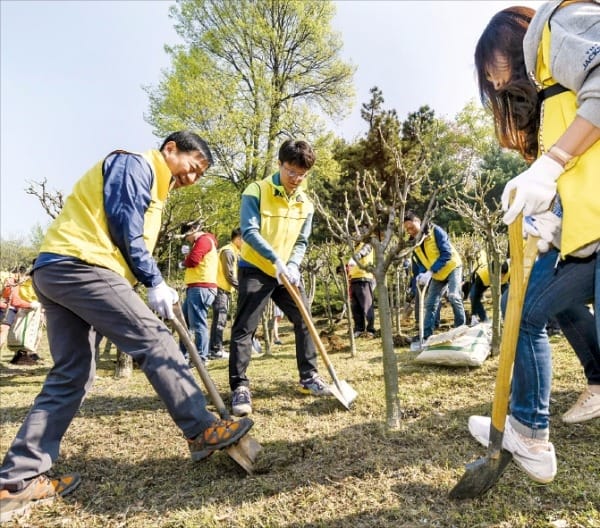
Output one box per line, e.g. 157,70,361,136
0,260,215,490
229,267,318,390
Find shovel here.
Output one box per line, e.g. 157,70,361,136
449,211,539,499
410,279,428,352
280,274,358,410
170,303,262,474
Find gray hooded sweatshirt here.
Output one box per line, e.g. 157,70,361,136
523,0,600,127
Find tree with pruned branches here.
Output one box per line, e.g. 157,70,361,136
314,126,436,428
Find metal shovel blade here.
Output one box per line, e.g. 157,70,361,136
226,435,263,474
449,451,513,499
329,379,358,410
449,425,513,499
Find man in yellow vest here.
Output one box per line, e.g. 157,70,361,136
403,211,466,340
348,242,376,338
209,227,242,359
179,222,218,363
229,139,331,417
0,131,253,523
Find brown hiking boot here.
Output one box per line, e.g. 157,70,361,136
188,417,254,461
0,473,81,522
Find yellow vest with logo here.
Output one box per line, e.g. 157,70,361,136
537,23,600,256
349,243,374,280
240,176,314,277
40,150,172,285
216,242,239,292
414,229,462,281
184,236,218,285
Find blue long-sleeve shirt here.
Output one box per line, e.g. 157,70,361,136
103,152,162,287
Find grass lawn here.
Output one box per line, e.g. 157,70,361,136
1,314,599,527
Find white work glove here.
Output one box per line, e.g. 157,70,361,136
181,244,190,255
286,262,301,286
501,154,564,225
523,212,562,253
348,258,357,267
178,261,185,270
274,258,301,286
147,280,179,319
416,270,432,286
29,301,41,310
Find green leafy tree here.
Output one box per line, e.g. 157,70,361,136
0,237,34,272
146,0,355,190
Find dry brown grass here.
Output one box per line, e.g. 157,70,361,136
1,312,599,527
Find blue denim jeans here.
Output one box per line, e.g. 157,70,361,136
510,249,597,433
423,267,465,338
182,286,216,361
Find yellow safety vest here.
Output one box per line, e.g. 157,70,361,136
184,236,218,285
349,243,374,280
240,176,313,277
17,278,38,303
537,23,600,256
414,229,462,281
40,150,172,285
476,265,510,288
216,242,239,292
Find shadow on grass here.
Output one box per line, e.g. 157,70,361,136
47,399,594,523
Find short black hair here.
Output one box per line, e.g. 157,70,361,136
278,139,315,169
180,220,202,236
403,210,420,222
231,227,241,240
160,131,214,167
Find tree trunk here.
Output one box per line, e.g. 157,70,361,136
393,267,401,334
115,349,133,379
262,305,273,357
484,232,504,356
338,259,357,357
374,270,403,429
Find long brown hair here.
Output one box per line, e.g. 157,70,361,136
475,7,538,162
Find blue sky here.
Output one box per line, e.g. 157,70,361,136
1,0,541,240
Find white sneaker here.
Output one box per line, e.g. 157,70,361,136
467,415,556,483
562,388,600,424
468,415,507,448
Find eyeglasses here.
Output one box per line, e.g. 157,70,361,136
282,164,309,181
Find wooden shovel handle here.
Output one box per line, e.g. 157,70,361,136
171,302,231,420
491,219,539,432
280,274,340,382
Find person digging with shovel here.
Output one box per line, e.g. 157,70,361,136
228,138,332,417
403,210,466,342
0,131,254,523
464,1,600,488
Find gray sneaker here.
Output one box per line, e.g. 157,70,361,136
232,386,252,417
299,374,332,396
